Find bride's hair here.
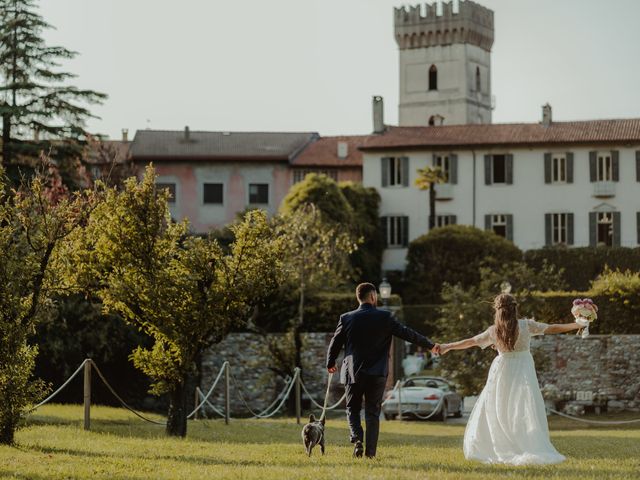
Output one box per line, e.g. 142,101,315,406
493,293,518,351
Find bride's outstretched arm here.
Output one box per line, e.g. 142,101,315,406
543,322,582,334
440,337,479,354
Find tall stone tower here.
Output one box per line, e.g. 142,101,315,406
395,1,494,126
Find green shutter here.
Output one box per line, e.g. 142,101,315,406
449,154,458,184
638,212,640,244
589,152,597,182
566,152,574,183
567,213,574,245
484,155,492,185
613,212,621,246
636,151,640,182
612,151,619,182
505,154,514,184
484,214,491,231
545,213,552,246
401,157,410,187
544,153,551,183
381,158,390,187
380,217,388,248
402,216,409,247
506,214,514,241
589,212,597,246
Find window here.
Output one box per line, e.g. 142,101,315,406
475,66,481,92
491,214,507,238
428,116,435,126
552,154,567,183
428,64,438,91
381,216,409,248
382,157,409,187
492,154,506,183
293,169,338,183
597,212,613,246
435,215,456,227
203,183,223,204
249,183,269,204
598,153,613,181
156,183,176,203
434,154,450,182
552,213,569,244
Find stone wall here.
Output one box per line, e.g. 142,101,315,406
200,333,344,416
532,334,640,413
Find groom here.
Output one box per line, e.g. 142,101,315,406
326,282,440,458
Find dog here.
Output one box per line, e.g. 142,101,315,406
301,414,325,456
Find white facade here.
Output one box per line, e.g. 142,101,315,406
364,146,640,271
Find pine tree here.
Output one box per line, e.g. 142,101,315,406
0,0,106,166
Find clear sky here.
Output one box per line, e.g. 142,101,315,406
38,0,640,140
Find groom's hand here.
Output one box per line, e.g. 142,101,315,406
327,366,338,374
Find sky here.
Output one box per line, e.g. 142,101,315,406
38,0,640,140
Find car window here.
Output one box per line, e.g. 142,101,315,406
403,378,450,390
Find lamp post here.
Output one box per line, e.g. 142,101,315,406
379,277,392,309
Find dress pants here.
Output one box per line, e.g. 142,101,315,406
345,374,387,457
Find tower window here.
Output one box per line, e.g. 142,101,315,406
428,116,435,126
428,65,438,91
475,66,481,92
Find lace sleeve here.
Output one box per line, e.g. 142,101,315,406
527,318,549,336
472,327,494,349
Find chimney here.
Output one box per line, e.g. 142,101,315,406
122,128,129,142
373,96,385,134
337,141,348,159
542,103,552,127
184,125,190,141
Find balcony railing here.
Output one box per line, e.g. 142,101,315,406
593,181,616,198
435,183,454,200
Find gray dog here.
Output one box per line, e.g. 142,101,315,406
301,414,325,456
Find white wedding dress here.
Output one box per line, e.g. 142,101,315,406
463,318,566,465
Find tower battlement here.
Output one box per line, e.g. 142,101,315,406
394,1,494,51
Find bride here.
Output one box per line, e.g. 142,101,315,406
440,293,585,465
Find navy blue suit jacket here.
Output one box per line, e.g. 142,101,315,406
326,303,435,385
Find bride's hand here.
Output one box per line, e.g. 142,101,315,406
439,343,450,355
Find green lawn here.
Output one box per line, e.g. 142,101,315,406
1,404,639,479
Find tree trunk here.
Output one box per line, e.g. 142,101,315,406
429,186,436,230
166,377,188,437
0,414,16,445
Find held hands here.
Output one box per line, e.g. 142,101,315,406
432,344,449,356
327,366,338,374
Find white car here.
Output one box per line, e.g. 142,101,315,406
382,376,463,421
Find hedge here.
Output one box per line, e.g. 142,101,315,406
524,247,640,291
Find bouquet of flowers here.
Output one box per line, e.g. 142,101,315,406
571,298,598,338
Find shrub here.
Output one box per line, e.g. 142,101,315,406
404,225,522,304
524,246,640,291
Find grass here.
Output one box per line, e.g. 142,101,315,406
0,404,639,479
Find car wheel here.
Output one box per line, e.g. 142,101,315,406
435,402,447,422
453,408,463,418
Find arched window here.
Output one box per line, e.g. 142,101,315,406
428,116,436,126
475,66,481,92
428,64,438,91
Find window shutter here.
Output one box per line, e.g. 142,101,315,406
613,212,621,246
545,213,552,246
449,154,458,184
432,153,437,167
544,153,551,183
450,215,457,225
567,213,574,245
566,152,574,183
506,214,514,241
484,214,491,231
612,151,619,182
589,151,597,182
484,155,492,185
401,216,409,247
637,212,640,244
381,158,390,187
589,212,597,246
401,157,410,187
505,154,514,184
636,151,640,182
380,217,388,248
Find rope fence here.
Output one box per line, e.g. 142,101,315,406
24,357,640,429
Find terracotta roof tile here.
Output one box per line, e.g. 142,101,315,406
292,135,367,167
360,119,640,150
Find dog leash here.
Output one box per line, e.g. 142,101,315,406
319,372,334,422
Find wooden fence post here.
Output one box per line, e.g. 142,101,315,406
83,359,91,431
224,362,230,425
194,387,200,420
295,368,301,425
